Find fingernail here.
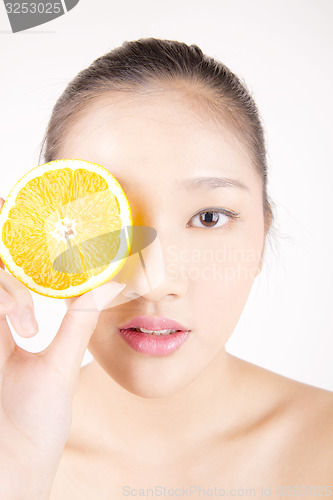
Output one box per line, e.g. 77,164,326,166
21,309,39,335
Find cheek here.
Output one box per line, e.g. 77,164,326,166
182,234,263,340
190,257,255,332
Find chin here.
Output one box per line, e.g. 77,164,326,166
93,351,195,399
119,378,187,399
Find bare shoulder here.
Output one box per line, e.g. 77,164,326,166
272,368,333,423
278,374,333,478
251,359,333,426
243,359,333,474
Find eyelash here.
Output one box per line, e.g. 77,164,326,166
186,208,240,230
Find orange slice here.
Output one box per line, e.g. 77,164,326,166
0,159,133,298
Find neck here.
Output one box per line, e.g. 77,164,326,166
71,350,261,457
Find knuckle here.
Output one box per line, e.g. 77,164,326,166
64,310,76,325
65,308,97,331
16,289,34,309
65,310,84,329
0,286,15,306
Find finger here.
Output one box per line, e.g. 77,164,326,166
0,280,19,366
0,312,16,368
0,284,16,312
0,269,38,338
0,194,17,359
41,280,126,393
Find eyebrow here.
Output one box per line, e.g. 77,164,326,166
176,176,250,192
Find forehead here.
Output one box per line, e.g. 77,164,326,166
59,91,258,191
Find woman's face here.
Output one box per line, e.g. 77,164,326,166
61,89,266,398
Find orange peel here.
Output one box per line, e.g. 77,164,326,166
0,159,133,298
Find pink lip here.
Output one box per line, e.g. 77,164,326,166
118,316,189,331
117,316,190,356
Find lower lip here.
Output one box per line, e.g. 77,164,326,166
117,328,189,356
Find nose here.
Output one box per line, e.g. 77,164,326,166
116,226,188,302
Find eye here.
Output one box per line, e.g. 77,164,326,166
186,208,240,229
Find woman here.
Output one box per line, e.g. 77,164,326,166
0,38,332,499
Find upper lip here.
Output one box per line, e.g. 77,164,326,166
118,316,190,332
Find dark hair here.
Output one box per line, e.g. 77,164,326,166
40,37,274,236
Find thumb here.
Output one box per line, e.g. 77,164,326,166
42,280,126,393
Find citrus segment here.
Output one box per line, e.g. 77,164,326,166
0,159,133,298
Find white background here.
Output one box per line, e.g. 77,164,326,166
0,0,332,389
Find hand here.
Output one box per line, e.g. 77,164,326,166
0,198,125,499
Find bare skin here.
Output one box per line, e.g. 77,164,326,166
1,85,332,499
50,359,333,499
0,206,126,499
52,89,333,497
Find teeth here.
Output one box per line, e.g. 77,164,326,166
139,327,155,334
136,328,177,335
